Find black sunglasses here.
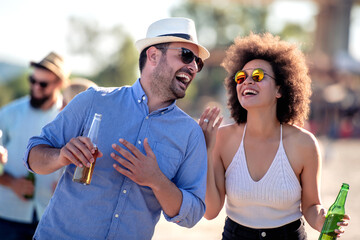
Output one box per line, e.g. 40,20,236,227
29,76,55,88
234,68,275,85
158,47,204,72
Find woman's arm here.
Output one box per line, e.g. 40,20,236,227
204,143,227,220
300,133,350,237
199,107,226,219
299,132,324,231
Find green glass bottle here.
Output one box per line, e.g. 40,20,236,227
318,183,349,240
24,172,35,199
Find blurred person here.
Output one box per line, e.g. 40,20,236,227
0,146,7,166
0,129,7,175
0,129,7,166
62,78,98,107
200,33,350,240
24,17,209,240
0,52,70,239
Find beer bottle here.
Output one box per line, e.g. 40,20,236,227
73,113,102,185
24,172,35,199
318,183,349,240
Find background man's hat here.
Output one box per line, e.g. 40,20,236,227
135,17,210,60
30,52,71,80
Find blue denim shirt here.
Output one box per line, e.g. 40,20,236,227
24,79,207,240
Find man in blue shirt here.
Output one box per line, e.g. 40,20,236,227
24,17,210,239
0,52,70,239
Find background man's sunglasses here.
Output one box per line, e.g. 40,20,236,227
29,76,55,88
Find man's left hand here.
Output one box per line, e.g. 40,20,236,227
111,138,162,188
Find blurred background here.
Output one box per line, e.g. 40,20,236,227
1,0,360,137
0,0,359,239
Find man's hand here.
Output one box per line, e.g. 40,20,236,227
111,138,183,217
0,146,8,165
10,177,35,201
59,136,103,168
111,138,162,188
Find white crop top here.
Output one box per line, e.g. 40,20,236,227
225,124,302,228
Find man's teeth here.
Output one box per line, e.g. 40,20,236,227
243,89,258,96
176,74,190,83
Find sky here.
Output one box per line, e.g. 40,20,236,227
0,0,181,74
0,0,359,75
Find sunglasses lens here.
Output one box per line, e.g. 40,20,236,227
181,48,203,72
195,58,203,72
252,68,264,82
181,49,193,64
29,76,49,88
39,82,48,88
29,76,36,84
235,71,246,84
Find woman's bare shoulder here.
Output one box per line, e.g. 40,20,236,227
218,122,244,138
283,124,320,155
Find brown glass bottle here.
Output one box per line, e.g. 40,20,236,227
73,113,102,185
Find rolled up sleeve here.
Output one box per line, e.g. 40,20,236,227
23,88,95,172
163,128,207,227
164,187,206,227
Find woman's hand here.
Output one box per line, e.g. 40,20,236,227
199,107,223,150
334,214,350,238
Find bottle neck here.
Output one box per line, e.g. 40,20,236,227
87,114,102,145
334,189,348,206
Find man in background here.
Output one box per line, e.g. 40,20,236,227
0,52,70,239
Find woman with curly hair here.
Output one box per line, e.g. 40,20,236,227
200,33,350,239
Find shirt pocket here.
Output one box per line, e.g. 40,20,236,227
153,142,182,180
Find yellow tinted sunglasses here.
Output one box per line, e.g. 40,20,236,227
234,68,275,84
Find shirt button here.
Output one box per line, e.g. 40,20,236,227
261,231,266,237
161,112,164,115
137,99,141,103
115,214,119,218
145,116,149,119
138,140,141,145
123,190,127,194
142,96,146,101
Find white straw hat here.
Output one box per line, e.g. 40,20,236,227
135,17,210,60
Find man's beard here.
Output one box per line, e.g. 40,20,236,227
30,90,51,109
151,57,188,101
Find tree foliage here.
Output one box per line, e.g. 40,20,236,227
0,72,28,107
171,1,268,48
170,1,312,116
67,17,139,87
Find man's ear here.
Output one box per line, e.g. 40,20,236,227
146,46,161,66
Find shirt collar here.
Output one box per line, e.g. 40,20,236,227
132,78,176,113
